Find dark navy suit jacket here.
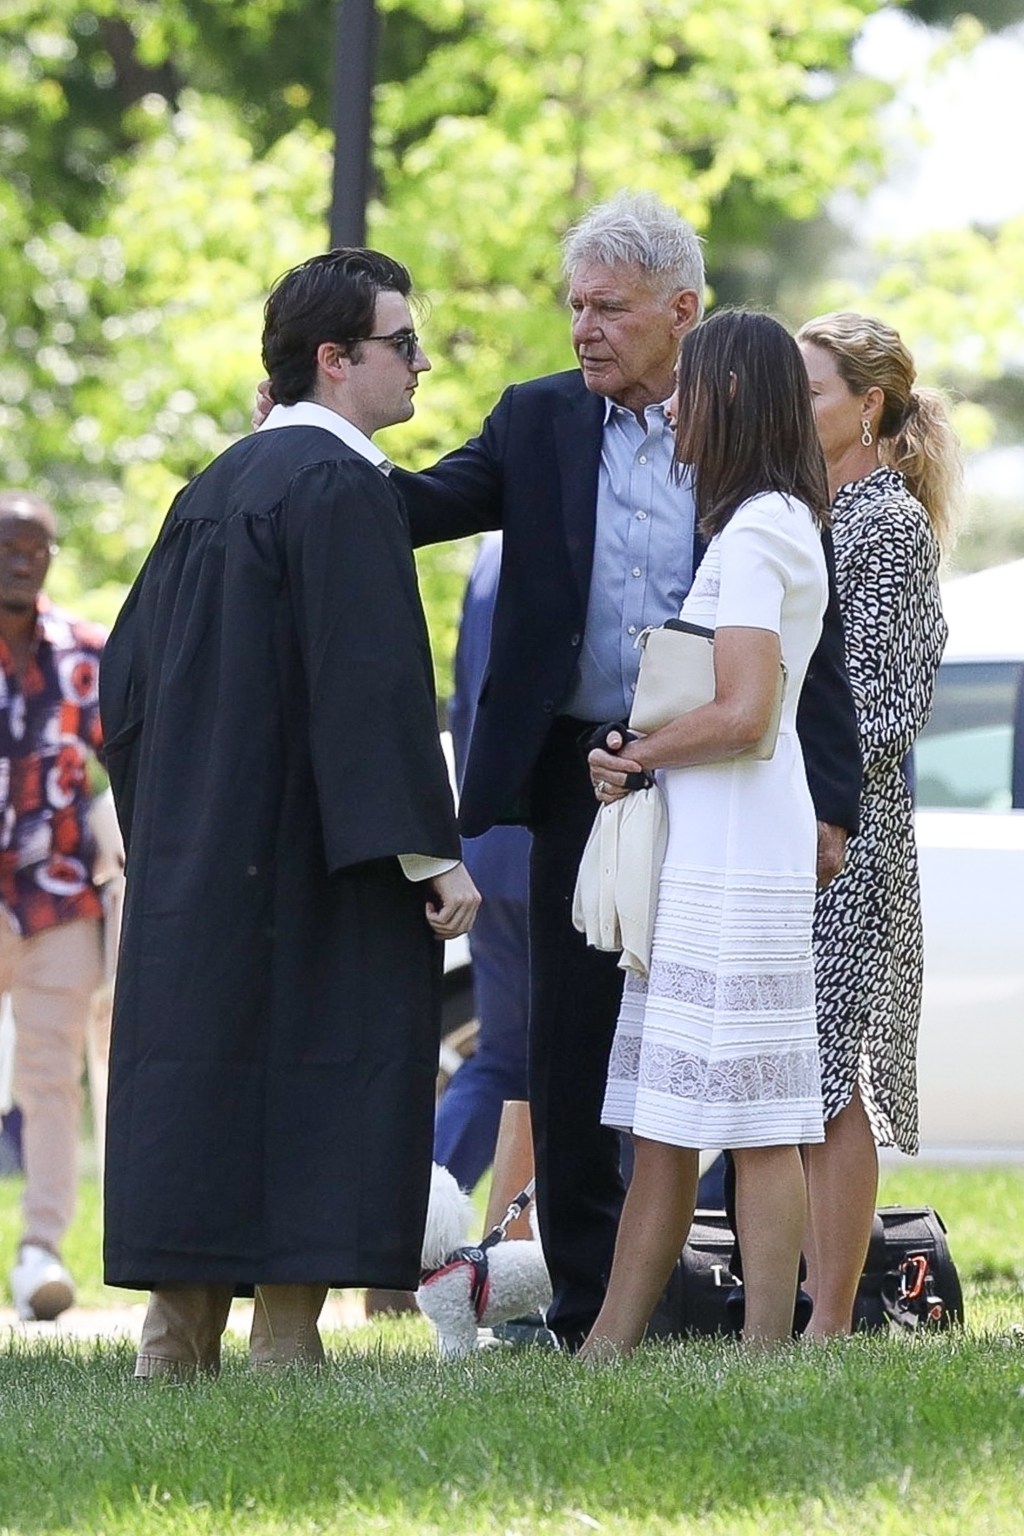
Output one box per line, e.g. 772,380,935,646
449,532,531,902
396,368,862,840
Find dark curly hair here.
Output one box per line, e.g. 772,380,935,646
261,247,413,405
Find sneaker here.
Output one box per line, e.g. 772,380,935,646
10,1244,75,1321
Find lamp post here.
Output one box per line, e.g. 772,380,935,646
330,0,378,247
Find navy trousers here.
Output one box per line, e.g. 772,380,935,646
527,716,627,1350
433,894,530,1192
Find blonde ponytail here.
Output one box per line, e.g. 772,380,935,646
884,386,962,555
797,312,963,553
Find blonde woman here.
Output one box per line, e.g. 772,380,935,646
797,312,960,1336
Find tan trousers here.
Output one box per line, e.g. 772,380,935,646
76,875,123,1186
483,1100,536,1240
0,915,103,1253
135,1284,330,1377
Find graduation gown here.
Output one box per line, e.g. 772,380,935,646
100,425,460,1290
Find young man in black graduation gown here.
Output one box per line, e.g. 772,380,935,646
100,249,480,1377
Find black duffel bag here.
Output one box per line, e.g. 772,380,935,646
855,1204,964,1331
647,1208,744,1340
646,1204,963,1341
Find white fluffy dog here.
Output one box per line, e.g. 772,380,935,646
416,1163,552,1357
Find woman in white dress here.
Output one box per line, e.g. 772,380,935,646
579,310,831,1356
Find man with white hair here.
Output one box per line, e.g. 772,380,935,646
391,191,862,1350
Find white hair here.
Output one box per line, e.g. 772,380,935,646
562,190,705,315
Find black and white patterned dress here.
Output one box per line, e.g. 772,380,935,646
813,467,947,1153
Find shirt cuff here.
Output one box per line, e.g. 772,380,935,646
398,854,460,883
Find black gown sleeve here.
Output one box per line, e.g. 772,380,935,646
282,457,460,874
98,504,177,858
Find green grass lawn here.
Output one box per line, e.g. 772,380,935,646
0,1164,1022,1536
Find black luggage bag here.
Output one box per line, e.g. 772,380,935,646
646,1204,963,1340
856,1204,964,1331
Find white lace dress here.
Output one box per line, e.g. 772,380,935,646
602,492,828,1149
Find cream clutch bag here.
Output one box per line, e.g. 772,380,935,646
628,619,786,761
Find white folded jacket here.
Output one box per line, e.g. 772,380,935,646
571,783,668,978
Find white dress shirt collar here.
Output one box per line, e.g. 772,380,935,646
257,399,391,473
601,395,674,426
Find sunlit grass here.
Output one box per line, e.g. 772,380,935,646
0,1166,1022,1532
1,1162,1022,1318
1,1322,1023,1535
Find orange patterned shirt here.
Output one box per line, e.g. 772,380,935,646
0,598,105,936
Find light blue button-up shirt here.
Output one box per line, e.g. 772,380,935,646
564,398,697,722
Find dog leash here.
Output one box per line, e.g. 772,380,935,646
480,1177,536,1250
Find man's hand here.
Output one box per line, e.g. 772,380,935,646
426,863,481,939
251,378,274,431
816,821,848,889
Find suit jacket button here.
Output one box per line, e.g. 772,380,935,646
542,699,554,714
570,633,581,647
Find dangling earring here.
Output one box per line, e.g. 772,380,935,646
861,419,873,448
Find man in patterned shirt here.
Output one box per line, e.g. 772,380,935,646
0,489,105,1321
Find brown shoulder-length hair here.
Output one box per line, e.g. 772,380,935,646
675,308,831,539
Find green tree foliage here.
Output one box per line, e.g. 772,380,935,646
907,0,1024,25
373,0,888,400
815,212,1024,569
2,0,894,681
19,1,1024,671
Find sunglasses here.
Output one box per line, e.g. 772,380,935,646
340,329,420,365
